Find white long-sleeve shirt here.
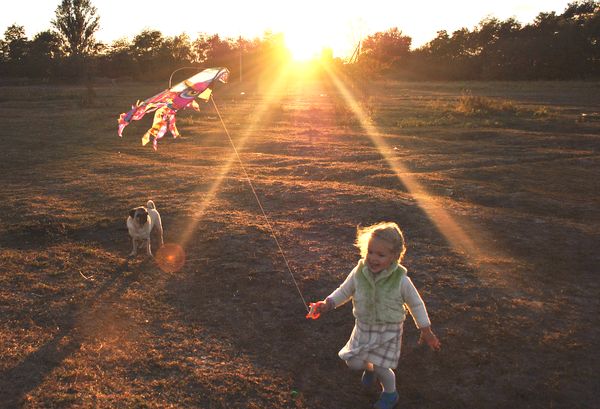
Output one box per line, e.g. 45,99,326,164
327,261,431,328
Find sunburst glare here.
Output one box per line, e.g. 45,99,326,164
156,243,186,273
322,64,492,262
175,64,295,255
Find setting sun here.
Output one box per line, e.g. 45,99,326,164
284,31,330,61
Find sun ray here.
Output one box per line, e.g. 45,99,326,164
176,64,295,251
322,64,493,263
177,60,507,283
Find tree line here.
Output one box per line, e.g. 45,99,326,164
1,0,598,82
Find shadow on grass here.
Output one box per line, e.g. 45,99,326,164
0,258,138,406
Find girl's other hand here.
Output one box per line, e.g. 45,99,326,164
418,326,441,351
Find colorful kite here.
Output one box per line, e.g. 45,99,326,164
118,67,230,150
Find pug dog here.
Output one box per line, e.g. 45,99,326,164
126,200,164,257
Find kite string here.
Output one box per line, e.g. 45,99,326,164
210,95,310,312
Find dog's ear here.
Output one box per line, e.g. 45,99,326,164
129,209,136,218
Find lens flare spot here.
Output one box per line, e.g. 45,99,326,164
156,243,186,273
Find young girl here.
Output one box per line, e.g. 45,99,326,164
309,222,441,409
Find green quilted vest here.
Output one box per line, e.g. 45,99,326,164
352,260,408,324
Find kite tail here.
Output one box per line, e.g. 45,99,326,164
189,100,201,112
141,108,171,148
168,115,180,138
117,112,129,137
141,131,152,147
153,123,168,150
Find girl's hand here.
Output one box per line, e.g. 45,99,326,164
418,326,441,351
306,299,334,319
312,299,334,315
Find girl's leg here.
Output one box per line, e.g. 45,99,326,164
373,365,396,393
345,357,373,372
345,358,377,386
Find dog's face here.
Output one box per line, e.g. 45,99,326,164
129,207,149,226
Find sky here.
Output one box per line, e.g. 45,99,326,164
1,0,577,58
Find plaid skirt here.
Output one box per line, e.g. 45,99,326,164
338,320,404,369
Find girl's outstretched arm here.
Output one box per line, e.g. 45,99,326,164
308,262,360,319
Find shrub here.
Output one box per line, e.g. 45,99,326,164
455,94,517,115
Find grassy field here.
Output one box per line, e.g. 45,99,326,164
0,75,599,408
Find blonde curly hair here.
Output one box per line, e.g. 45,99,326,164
355,222,406,262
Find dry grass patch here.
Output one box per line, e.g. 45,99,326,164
1,79,599,409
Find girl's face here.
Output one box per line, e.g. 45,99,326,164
366,237,397,274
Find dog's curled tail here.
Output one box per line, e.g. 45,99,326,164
147,200,156,209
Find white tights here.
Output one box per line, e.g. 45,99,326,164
345,357,396,392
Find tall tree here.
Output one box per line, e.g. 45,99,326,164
194,34,236,65
96,37,136,78
27,31,62,77
132,29,164,61
359,27,412,72
3,24,29,63
131,29,165,79
1,24,29,76
51,0,99,57
164,33,193,63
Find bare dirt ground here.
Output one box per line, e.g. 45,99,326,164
0,77,599,408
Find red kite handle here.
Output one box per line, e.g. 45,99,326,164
306,301,325,320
